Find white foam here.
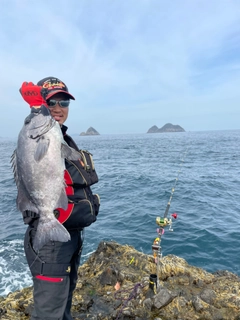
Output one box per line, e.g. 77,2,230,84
0,239,32,296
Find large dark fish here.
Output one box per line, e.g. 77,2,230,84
11,105,80,251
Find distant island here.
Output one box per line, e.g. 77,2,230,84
147,123,185,133
80,127,100,136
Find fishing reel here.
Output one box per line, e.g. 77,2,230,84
151,213,178,262
156,213,178,231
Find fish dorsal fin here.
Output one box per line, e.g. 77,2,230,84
61,143,81,161
11,149,38,213
11,149,19,185
34,137,50,162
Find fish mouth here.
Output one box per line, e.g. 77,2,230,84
31,105,50,116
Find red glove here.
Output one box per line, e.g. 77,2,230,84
19,82,48,108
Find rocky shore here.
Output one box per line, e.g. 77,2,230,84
1,241,240,320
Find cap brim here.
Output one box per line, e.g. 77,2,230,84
46,90,75,100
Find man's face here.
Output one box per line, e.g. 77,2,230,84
47,93,70,125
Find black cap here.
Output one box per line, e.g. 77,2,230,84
37,77,75,100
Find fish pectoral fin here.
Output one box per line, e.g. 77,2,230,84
56,187,69,210
34,138,50,162
61,143,81,161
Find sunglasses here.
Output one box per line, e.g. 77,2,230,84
47,100,70,108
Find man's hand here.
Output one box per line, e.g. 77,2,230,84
19,82,48,108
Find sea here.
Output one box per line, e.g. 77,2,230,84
0,130,239,297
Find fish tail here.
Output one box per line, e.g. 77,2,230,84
33,219,71,251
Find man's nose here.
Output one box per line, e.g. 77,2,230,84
51,103,62,111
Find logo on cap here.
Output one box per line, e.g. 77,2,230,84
42,80,66,91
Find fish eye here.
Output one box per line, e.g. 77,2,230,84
24,114,35,124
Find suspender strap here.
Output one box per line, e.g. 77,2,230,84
23,211,40,219
30,260,71,277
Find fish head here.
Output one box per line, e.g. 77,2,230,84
24,105,56,139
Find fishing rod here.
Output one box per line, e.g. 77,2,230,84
150,148,189,291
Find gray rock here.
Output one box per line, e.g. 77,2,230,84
153,287,175,309
147,125,159,133
143,297,153,310
192,296,205,312
147,123,185,133
99,267,119,285
200,288,216,304
80,127,100,136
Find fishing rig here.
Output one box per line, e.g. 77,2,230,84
114,149,189,318
150,149,188,290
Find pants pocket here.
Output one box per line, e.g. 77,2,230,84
32,275,70,319
24,226,45,276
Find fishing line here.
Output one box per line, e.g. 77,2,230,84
163,147,189,219
29,252,40,269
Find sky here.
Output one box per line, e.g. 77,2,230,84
1,0,240,137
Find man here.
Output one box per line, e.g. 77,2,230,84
19,77,100,320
